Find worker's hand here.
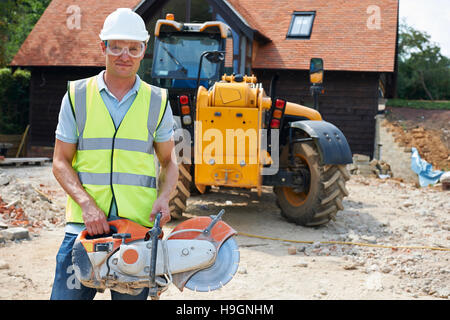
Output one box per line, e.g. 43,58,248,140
150,196,171,227
81,200,110,236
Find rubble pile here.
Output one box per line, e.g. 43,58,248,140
0,170,65,233
347,154,393,178
0,196,30,228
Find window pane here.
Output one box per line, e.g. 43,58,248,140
289,14,314,37
152,34,221,79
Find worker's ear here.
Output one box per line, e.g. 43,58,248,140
139,41,147,61
100,41,107,55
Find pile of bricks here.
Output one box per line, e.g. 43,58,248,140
0,170,65,243
0,193,49,242
0,197,42,227
0,196,33,241
347,154,393,178
0,196,29,227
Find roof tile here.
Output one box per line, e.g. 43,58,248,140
10,0,142,67
227,0,398,72
11,0,398,73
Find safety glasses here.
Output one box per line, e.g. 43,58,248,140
105,41,146,58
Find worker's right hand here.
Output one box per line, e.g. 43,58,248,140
81,201,110,236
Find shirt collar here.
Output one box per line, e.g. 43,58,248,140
97,70,141,96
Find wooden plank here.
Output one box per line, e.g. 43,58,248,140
0,157,51,166
15,125,30,158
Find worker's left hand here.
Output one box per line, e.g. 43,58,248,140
150,196,171,226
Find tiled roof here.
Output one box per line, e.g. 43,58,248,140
10,0,142,67
11,0,398,72
227,0,398,72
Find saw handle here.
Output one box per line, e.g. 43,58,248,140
112,233,131,244
148,212,162,297
112,233,131,239
203,209,225,236
153,212,162,229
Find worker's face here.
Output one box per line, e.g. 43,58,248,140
101,40,146,79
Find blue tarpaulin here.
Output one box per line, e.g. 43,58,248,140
411,147,444,187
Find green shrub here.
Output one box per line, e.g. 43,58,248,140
0,67,31,134
386,99,450,110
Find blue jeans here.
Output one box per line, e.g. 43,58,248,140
50,232,149,300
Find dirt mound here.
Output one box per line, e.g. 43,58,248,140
0,171,65,231
383,107,450,171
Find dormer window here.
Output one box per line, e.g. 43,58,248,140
287,11,315,38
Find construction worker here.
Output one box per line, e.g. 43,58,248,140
50,8,178,300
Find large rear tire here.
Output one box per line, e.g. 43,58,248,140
169,163,192,219
274,141,350,227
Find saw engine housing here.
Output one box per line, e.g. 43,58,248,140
72,212,238,296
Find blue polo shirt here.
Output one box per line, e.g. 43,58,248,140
55,70,174,234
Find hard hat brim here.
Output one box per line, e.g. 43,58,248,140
99,34,150,42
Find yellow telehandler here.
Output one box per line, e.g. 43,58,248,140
150,15,352,227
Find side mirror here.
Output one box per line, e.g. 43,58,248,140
205,51,225,64
309,58,324,84
196,50,226,91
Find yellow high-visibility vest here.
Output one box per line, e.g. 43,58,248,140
65,75,168,227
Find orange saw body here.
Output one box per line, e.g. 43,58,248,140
72,210,239,297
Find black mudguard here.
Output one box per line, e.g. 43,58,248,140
289,120,353,165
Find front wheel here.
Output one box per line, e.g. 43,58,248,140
274,142,350,226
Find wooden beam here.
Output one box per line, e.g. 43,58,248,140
135,0,169,21
15,124,30,158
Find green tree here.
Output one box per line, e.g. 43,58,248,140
397,22,450,100
0,67,31,134
0,0,49,133
0,0,51,67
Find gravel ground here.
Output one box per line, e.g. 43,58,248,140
0,162,449,300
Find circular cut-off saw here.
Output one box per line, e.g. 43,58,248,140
72,210,239,298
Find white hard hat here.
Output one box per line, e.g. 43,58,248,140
99,8,149,42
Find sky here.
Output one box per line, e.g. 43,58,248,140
399,0,450,57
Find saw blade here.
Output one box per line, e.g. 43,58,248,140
184,237,240,292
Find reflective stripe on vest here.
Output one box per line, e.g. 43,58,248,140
65,75,168,227
77,172,157,188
